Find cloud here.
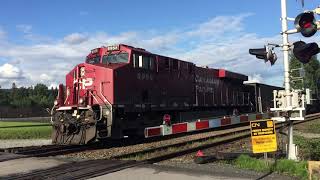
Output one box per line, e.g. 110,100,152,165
0,14,287,88
16,24,32,34
63,33,88,45
187,13,252,38
246,74,263,83
0,63,23,79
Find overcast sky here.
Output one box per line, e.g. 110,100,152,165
0,0,319,88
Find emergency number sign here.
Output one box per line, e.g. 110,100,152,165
250,119,277,153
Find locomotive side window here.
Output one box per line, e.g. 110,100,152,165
138,55,143,68
133,54,155,70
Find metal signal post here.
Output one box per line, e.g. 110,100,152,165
280,0,296,160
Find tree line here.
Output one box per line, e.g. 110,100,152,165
289,53,320,98
0,83,58,109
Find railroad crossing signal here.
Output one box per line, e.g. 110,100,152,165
292,12,320,63
249,46,277,66
292,41,320,64
294,12,318,37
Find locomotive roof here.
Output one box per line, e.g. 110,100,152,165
106,44,249,81
244,81,283,89
218,69,248,81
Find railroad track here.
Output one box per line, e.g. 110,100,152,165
0,144,93,163
2,113,319,159
4,113,320,180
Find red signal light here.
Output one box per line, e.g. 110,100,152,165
294,12,317,37
303,22,312,28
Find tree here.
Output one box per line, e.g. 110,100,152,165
289,53,320,98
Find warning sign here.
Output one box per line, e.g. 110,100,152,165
250,119,277,153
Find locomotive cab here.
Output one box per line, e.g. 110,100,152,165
51,45,133,144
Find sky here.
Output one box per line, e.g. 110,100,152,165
0,0,320,88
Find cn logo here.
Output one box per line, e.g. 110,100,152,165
251,123,260,128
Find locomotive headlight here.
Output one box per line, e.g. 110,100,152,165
79,98,84,104
54,100,59,106
105,109,110,115
80,67,85,77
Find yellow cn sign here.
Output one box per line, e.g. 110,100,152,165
250,119,277,153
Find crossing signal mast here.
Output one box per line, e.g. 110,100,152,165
249,0,320,160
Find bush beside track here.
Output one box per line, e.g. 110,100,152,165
0,121,51,139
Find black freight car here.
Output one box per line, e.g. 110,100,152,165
244,82,283,113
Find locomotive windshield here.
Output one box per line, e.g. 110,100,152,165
102,52,129,64
86,56,101,64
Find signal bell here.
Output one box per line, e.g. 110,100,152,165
249,46,277,66
294,12,318,37
293,41,320,64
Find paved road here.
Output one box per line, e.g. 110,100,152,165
92,163,296,180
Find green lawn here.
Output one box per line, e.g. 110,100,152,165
0,121,51,139
0,121,50,127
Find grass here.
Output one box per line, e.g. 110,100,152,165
294,135,320,160
308,123,320,134
273,159,308,179
0,121,50,127
233,155,308,179
295,119,320,134
0,121,51,139
234,154,269,172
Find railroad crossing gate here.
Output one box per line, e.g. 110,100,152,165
250,119,277,153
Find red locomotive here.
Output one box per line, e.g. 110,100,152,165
51,44,275,145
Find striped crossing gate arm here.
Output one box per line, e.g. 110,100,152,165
195,120,210,130
240,115,249,122
231,116,240,124
187,121,196,132
221,117,231,126
172,122,188,134
209,118,221,128
145,126,162,138
162,124,173,136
